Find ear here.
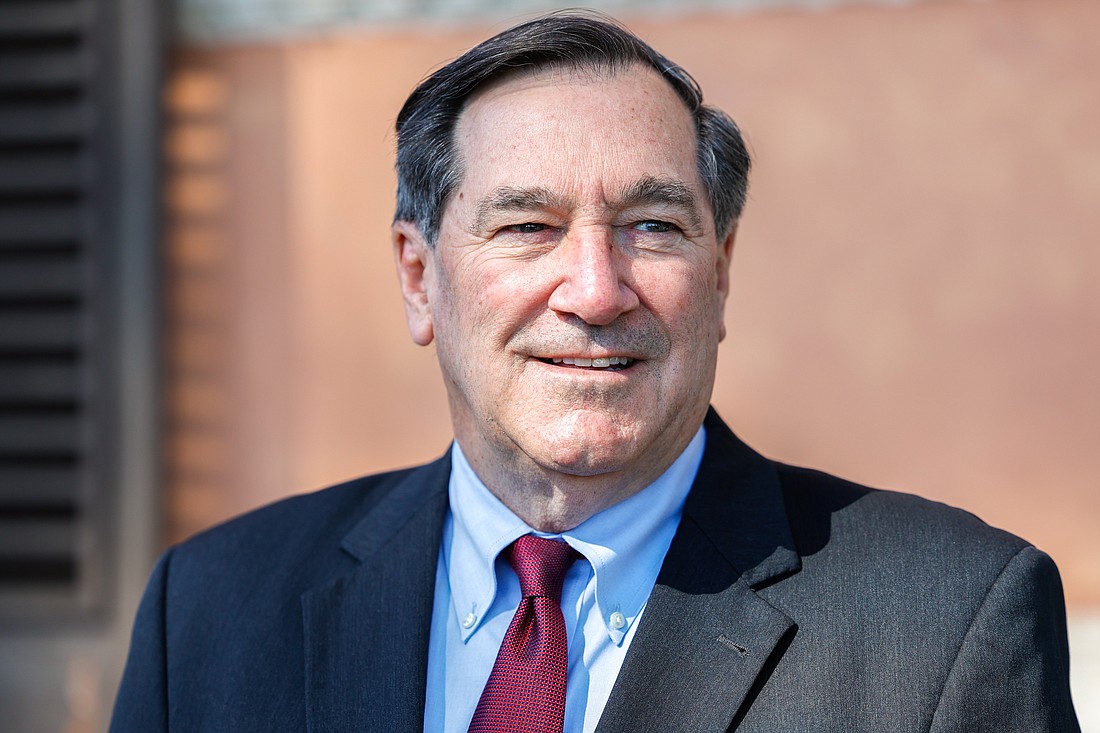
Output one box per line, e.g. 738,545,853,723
392,220,435,346
715,222,738,343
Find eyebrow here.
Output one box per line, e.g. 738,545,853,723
471,176,704,232
615,176,703,231
473,186,564,232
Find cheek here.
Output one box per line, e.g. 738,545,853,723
437,259,545,355
477,256,556,314
639,262,718,326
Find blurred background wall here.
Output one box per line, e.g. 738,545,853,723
3,0,1099,730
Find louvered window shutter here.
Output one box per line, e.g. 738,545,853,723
0,0,155,620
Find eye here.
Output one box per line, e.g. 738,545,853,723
493,221,559,257
620,218,687,254
505,222,548,234
633,220,676,233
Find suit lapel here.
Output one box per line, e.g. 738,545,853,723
596,410,801,733
301,454,450,733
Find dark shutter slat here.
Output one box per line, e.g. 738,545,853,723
0,557,76,584
0,2,86,40
0,151,82,193
0,256,82,298
0,47,86,91
0,361,78,403
0,518,78,584
0,101,86,144
0,465,78,508
0,414,80,453
0,204,82,245
0,519,76,557
0,310,80,351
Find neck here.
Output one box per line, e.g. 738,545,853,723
456,438,689,533
487,474,641,533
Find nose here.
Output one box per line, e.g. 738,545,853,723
546,227,639,326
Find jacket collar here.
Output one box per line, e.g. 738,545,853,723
595,408,800,733
301,452,451,733
685,408,800,588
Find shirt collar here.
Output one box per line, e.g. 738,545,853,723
446,428,705,645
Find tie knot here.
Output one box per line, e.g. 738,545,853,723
507,535,579,600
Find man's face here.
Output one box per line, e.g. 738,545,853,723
395,64,735,498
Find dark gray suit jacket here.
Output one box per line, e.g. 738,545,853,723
110,410,1080,731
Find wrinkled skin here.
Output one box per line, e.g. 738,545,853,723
393,65,736,531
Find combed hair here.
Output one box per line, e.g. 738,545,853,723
394,11,751,244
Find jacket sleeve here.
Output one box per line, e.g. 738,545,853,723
929,546,1081,733
109,549,173,732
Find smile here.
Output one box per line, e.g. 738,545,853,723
543,356,635,370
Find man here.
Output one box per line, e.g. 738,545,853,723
111,12,1080,733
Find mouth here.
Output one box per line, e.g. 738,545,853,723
538,356,637,371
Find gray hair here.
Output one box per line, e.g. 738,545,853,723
394,11,751,244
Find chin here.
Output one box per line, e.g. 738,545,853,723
535,448,632,479
523,410,644,477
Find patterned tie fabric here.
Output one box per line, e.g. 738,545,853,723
468,535,581,733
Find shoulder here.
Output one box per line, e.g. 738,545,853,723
770,462,1044,615
767,464,1076,729
776,462,1029,557
163,457,446,593
185,463,423,549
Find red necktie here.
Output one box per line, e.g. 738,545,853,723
468,535,581,733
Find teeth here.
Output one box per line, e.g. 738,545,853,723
549,357,634,368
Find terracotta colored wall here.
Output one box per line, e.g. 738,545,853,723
164,0,1100,608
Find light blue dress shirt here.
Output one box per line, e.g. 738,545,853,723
423,427,706,733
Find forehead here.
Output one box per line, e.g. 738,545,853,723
451,64,701,203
